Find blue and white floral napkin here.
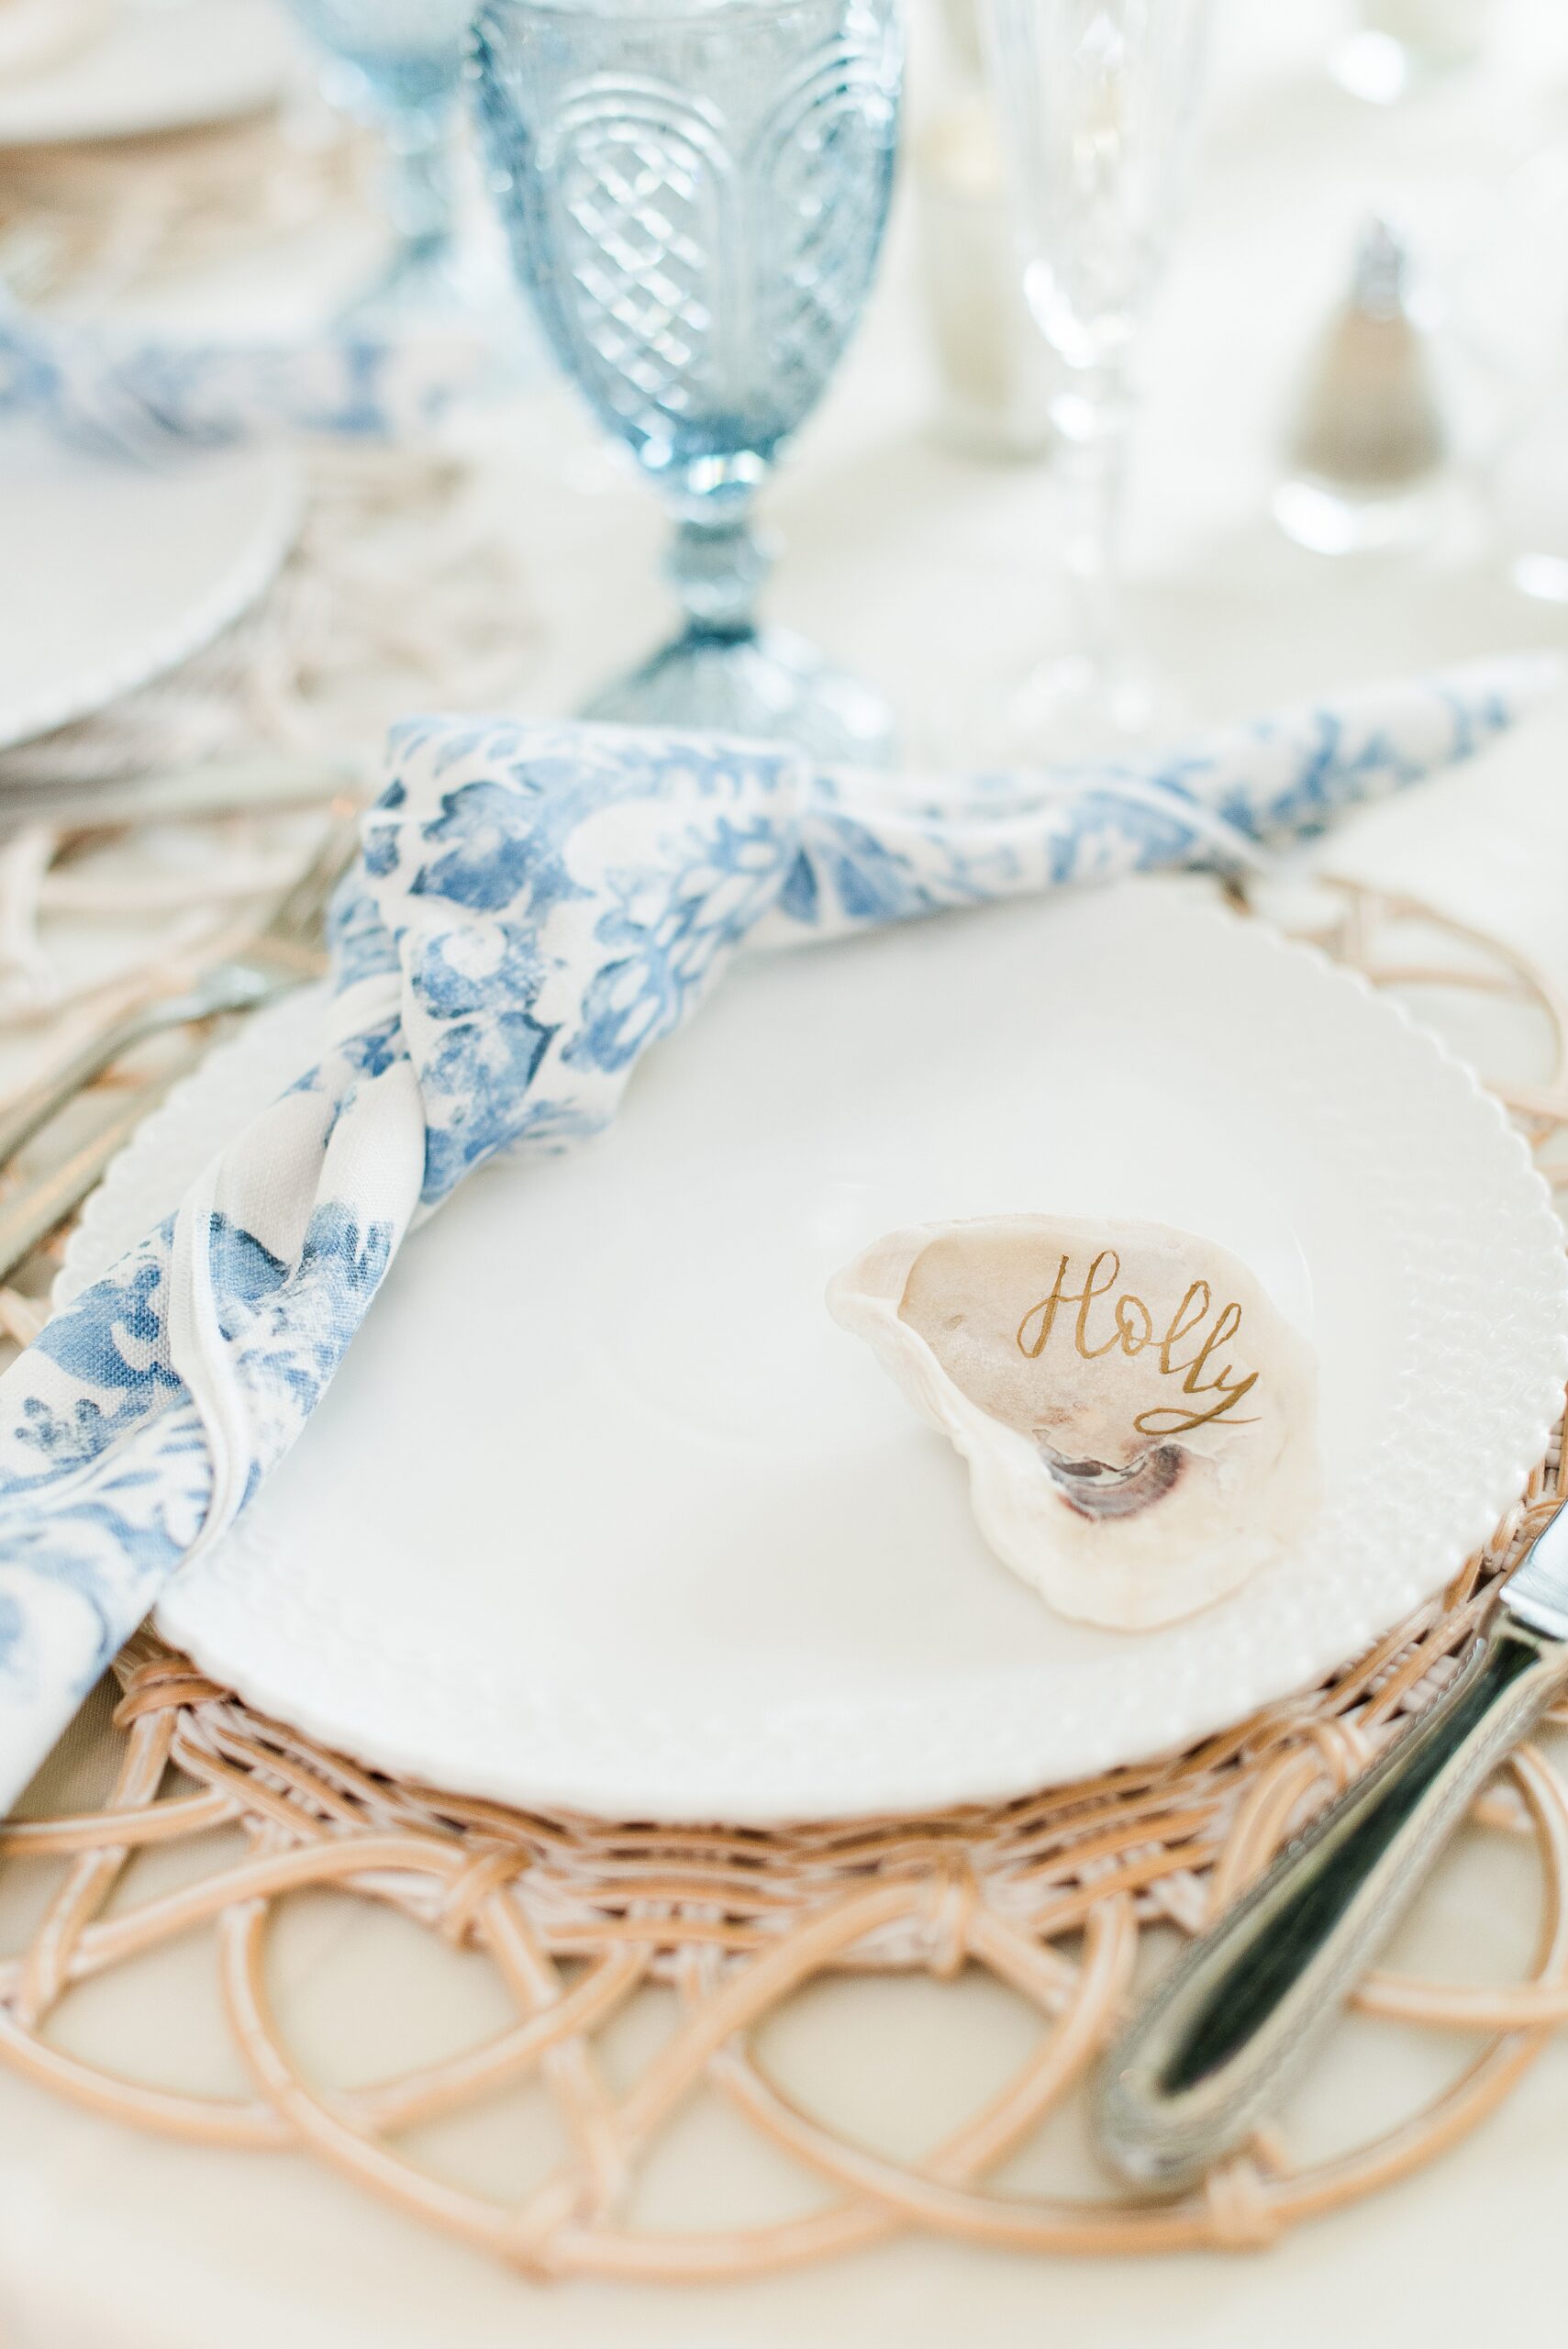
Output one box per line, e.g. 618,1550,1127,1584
0,289,479,457
0,656,1553,1809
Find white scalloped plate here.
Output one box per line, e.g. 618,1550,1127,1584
0,0,296,149
0,428,300,757
61,882,1568,1820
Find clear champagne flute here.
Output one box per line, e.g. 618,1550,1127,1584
473,0,902,762
978,0,1211,755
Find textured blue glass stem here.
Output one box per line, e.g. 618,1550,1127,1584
472,0,902,750
381,102,460,258
279,0,474,264
667,507,773,640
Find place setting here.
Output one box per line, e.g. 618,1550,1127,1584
4,0,1568,2335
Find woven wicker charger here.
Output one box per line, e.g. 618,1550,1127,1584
3,877,1568,2282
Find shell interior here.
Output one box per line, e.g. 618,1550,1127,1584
827,1214,1320,1632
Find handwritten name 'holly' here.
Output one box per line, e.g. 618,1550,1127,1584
1015,1251,1259,1438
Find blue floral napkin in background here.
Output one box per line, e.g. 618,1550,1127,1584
0,287,481,456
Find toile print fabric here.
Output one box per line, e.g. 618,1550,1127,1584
0,288,483,456
0,652,1553,1808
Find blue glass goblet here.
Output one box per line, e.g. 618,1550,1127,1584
473,0,903,762
282,0,480,315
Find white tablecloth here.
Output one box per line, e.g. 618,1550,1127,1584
6,0,1568,2341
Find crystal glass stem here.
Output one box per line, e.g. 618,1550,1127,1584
1050,364,1131,699
473,0,902,762
380,101,459,261
976,0,1210,757
666,498,773,641
278,0,480,319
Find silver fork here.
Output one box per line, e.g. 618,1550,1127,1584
0,807,361,1174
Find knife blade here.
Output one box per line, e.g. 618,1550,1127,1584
1095,1497,1568,2193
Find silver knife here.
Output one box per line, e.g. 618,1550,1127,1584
1095,1498,1568,2192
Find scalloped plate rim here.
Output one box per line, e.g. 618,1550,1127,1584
58,884,1568,1821
0,434,301,758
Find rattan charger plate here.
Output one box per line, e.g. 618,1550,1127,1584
3,877,1568,2284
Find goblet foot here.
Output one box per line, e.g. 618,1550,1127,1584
581,628,896,765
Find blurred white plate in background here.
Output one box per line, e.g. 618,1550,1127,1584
0,427,300,754
0,0,298,148
61,885,1568,1820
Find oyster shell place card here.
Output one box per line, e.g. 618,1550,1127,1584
828,1216,1320,1631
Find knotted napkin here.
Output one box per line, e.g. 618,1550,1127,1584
0,288,480,456
0,656,1552,1808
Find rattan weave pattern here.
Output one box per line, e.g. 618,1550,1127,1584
2,878,1567,2279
